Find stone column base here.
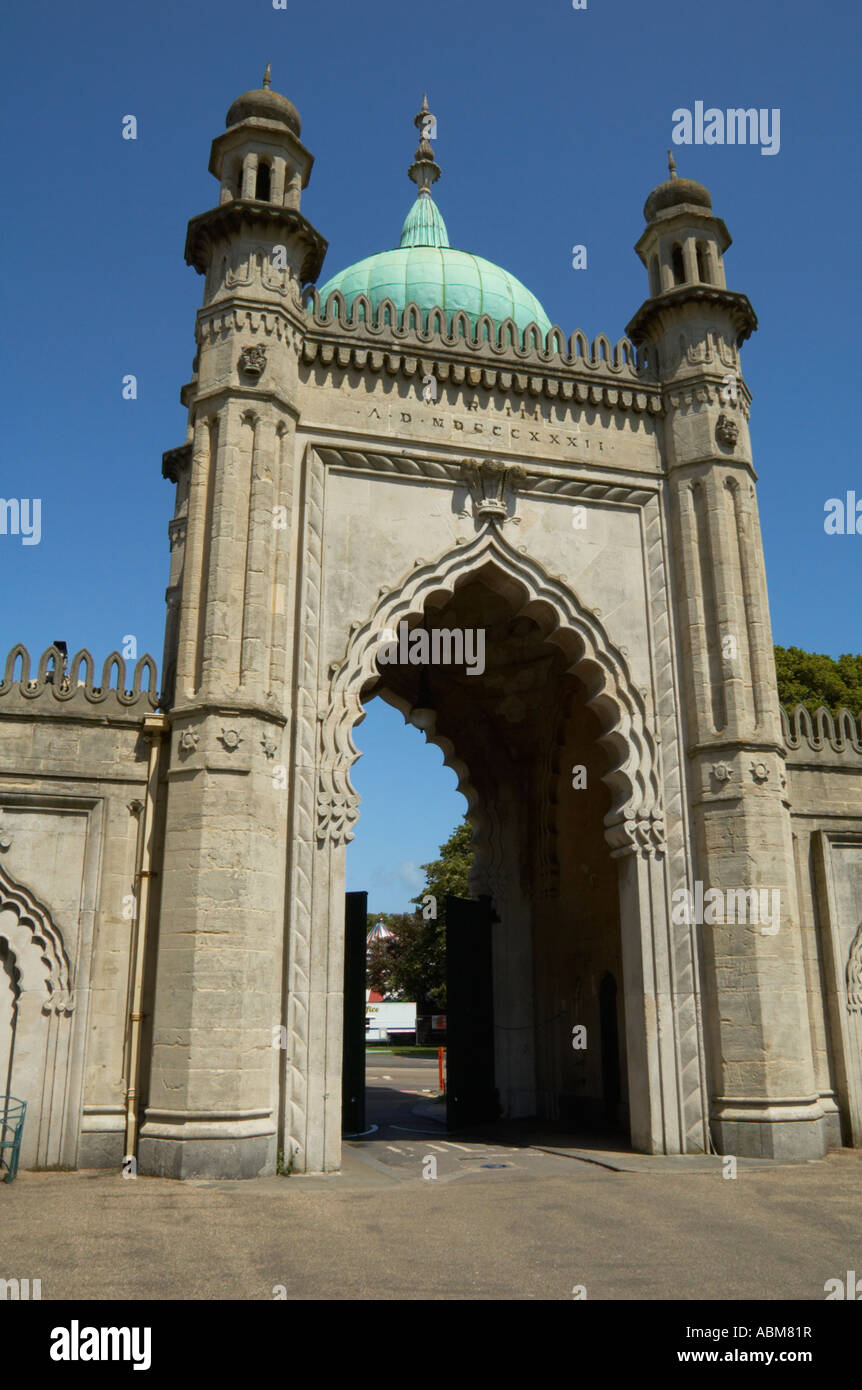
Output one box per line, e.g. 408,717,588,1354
710,1095,828,1160
138,1109,277,1179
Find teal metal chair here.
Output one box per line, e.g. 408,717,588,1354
0,1098,26,1182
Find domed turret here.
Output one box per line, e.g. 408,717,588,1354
203,66,314,211
643,153,712,223
626,152,756,355
627,151,755,352
185,68,326,289
226,63,301,137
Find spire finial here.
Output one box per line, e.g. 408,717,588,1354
409,93,440,197
262,63,272,90
667,148,678,179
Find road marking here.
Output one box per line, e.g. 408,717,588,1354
389,1125,448,1136
386,1145,405,1154
443,1141,473,1152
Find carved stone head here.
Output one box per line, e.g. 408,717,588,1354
716,413,739,449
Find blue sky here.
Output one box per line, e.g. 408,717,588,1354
2,0,859,911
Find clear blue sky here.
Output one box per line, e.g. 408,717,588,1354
2,0,859,911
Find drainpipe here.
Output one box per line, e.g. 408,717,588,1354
125,712,168,1160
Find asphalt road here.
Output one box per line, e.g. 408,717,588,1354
1,1051,859,1301
3,1147,859,1301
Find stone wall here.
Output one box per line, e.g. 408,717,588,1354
785,706,862,1147
0,646,159,1169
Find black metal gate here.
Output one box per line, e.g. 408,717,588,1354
445,894,499,1130
342,890,367,1135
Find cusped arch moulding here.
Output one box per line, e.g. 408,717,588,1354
317,525,665,855
0,865,74,1014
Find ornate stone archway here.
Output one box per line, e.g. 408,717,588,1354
281,526,708,1169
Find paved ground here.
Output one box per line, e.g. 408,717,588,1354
2,1056,860,1301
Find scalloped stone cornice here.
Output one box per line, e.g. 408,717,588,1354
626,286,758,347
301,334,664,415
0,644,159,715
190,301,665,415
185,201,327,283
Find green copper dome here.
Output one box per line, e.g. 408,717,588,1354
314,98,552,338
315,192,552,337
312,97,547,336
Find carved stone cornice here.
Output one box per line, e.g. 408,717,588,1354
185,201,327,283
300,330,664,416
196,304,305,348
626,286,758,348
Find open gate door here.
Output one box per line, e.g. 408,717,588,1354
445,894,499,1130
342,890,368,1135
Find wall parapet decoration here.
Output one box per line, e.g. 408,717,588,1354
0,645,159,715
301,286,657,375
781,704,862,761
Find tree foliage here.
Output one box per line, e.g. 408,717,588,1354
366,819,473,1010
774,646,862,717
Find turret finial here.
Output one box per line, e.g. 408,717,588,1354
409,93,440,197
262,63,272,90
667,149,678,179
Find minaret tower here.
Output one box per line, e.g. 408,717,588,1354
627,159,826,1159
140,72,327,1179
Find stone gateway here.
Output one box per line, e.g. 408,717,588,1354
2,74,862,1178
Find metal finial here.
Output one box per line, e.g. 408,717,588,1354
667,149,678,179
262,64,272,90
409,94,440,196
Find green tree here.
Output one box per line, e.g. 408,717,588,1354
774,646,862,717
367,910,444,1007
408,818,473,1011
365,819,474,1010
411,819,473,910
